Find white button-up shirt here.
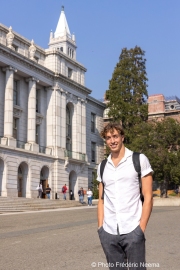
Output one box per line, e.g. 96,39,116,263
97,147,153,235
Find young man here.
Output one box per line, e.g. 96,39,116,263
97,123,153,270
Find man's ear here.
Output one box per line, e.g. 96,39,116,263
122,135,124,142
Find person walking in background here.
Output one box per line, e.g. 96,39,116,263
46,184,51,199
78,187,84,204
36,183,42,199
62,184,67,200
87,188,93,206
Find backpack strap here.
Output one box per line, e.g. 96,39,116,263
132,152,144,204
100,159,107,200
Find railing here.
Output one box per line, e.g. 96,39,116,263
16,140,26,149
64,150,86,161
39,146,52,155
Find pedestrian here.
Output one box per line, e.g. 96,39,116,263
86,188,93,206
46,184,51,199
97,123,153,270
70,189,73,200
78,187,84,204
62,184,67,200
36,183,42,199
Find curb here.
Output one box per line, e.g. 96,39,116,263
93,198,180,207
153,197,180,206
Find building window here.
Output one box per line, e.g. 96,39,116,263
13,118,18,139
92,171,96,182
91,113,96,133
91,142,96,163
13,80,18,106
68,47,74,58
36,125,39,144
34,56,39,63
60,47,63,52
36,90,39,113
13,44,18,52
68,68,73,79
66,106,72,151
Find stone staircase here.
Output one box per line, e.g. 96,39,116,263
0,197,86,213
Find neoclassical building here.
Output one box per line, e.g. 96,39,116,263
0,7,105,199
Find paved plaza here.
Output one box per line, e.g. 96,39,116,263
0,206,179,270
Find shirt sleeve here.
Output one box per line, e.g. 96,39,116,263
96,163,102,182
140,154,153,178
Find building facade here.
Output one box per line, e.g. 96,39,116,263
0,7,105,199
148,94,180,122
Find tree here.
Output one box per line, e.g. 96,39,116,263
106,46,148,143
128,118,180,196
91,170,99,199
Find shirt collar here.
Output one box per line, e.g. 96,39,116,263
107,147,133,165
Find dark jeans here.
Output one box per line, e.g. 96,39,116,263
98,225,146,270
88,196,92,205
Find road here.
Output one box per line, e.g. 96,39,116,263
0,206,179,270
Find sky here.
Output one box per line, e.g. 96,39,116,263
0,0,180,100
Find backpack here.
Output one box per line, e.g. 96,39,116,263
62,187,65,192
100,152,144,204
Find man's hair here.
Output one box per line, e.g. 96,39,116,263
100,123,125,139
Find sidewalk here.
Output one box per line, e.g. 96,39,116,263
153,196,180,206
93,197,180,206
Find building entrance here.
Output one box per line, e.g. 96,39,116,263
17,166,22,197
69,171,77,200
17,162,28,197
40,166,49,199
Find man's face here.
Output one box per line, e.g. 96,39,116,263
105,129,124,153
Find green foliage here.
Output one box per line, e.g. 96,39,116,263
106,46,148,143
91,170,99,199
105,46,180,194
127,118,180,190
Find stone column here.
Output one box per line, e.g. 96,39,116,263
61,58,66,76
25,77,39,152
60,89,67,149
77,98,82,153
81,100,87,154
46,87,54,148
2,66,17,147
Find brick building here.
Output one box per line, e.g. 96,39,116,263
148,94,180,122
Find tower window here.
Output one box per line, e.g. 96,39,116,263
68,68,73,79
